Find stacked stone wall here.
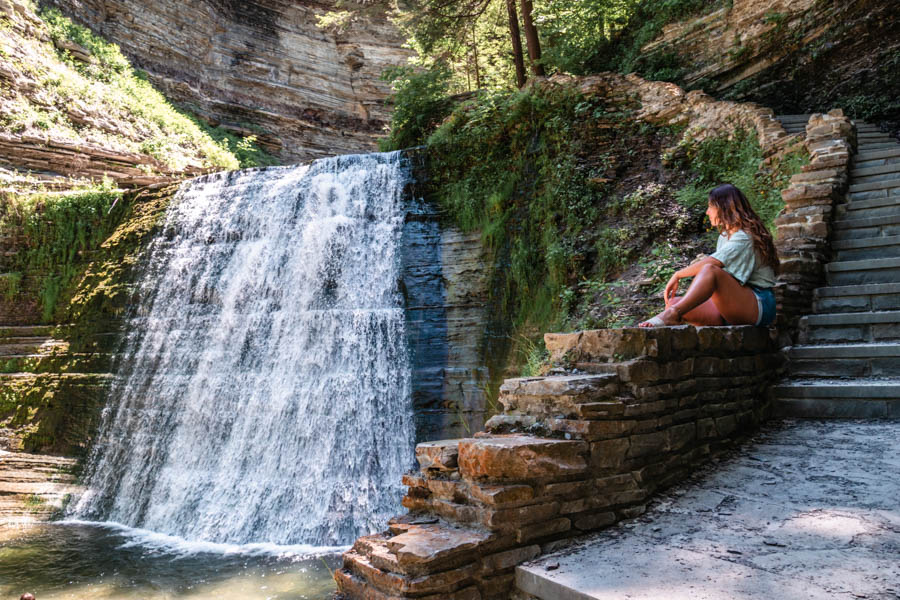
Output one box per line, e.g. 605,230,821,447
335,325,781,600
565,72,795,154
775,110,856,333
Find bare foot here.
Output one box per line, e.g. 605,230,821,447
639,306,682,327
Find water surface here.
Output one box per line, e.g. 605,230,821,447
0,523,339,599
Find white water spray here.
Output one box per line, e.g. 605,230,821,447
70,153,415,547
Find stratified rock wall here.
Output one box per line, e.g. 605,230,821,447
402,194,490,443
43,0,413,161
638,0,900,118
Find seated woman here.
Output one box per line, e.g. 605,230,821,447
640,183,778,327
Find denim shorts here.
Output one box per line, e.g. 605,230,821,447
750,285,776,327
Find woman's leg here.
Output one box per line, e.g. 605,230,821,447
641,263,758,327
674,263,758,325
669,296,723,326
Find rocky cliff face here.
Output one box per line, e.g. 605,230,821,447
639,0,900,121
43,0,413,162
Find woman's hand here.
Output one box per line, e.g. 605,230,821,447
664,273,681,306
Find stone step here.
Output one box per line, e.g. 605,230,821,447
858,132,896,140
776,114,812,123
833,234,900,261
814,283,900,314
851,163,900,180
772,380,900,418
857,142,900,151
799,310,900,344
841,196,900,212
826,257,900,285
836,203,900,222
855,156,900,171
831,212,900,240
848,177,900,194
848,186,900,203
787,343,900,378
855,147,900,165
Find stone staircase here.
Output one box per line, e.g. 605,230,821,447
775,117,900,418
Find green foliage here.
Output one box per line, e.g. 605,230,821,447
426,84,627,335
638,243,683,293
392,0,521,92
1,186,123,322
0,272,21,301
41,7,130,80
534,0,633,75
594,227,629,280
592,0,723,77
34,8,275,169
379,65,455,151
518,336,550,377
763,10,787,27
674,128,809,232
23,493,45,507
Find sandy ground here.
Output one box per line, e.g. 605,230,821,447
517,420,900,600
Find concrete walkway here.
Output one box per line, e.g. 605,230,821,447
515,420,900,600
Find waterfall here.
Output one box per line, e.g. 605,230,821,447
70,152,416,547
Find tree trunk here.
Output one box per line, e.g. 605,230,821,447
520,0,544,76
505,0,527,88
471,21,481,89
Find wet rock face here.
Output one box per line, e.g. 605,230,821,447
44,0,413,162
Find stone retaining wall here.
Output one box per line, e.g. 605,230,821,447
775,110,856,334
335,325,781,600
565,72,795,155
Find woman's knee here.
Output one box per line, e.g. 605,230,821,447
699,263,724,277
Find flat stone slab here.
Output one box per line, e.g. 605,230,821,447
805,310,900,325
516,421,900,600
458,436,587,481
815,282,900,297
386,524,492,572
416,439,469,471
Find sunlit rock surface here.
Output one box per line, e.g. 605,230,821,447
43,0,413,162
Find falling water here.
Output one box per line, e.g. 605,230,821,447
70,152,416,547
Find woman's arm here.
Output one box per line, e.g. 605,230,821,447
664,255,724,306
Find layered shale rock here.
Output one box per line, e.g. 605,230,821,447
43,0,414,162
637,0,900,118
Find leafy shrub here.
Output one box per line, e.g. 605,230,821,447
379,64,454,151
674,128,808,232
426,84,628,336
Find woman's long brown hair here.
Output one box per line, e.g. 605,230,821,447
709,184,780,275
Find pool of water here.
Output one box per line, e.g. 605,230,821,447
0,522,340,599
